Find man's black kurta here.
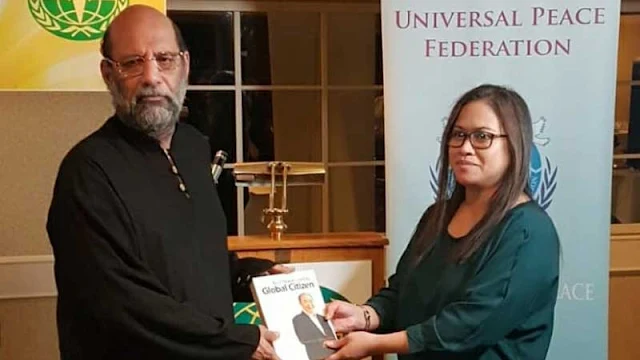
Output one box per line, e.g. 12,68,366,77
47,116,260,359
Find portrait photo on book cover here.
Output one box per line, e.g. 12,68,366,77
291,292,337,360
251,269,338,360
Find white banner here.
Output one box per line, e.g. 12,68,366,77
381,1,619,359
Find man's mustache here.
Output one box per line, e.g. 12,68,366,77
134,88,176,105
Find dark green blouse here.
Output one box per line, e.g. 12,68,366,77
367,201,560,360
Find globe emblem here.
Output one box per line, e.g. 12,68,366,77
233,287,351,325
28,0,129,41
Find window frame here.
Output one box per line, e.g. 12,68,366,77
612,8,640,234
169,0,383,235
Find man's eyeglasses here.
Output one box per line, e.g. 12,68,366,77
103,51,186,78
447,130,508,149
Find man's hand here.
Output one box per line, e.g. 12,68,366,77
251,325,280,360
266,264,294,275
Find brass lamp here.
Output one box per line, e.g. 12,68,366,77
232,162,325,240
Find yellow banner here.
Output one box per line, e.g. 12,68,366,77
0,0,166,91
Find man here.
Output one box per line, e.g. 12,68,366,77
292,293,337,360
47,5,286,359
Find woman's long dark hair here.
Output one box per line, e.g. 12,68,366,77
411,84,534,264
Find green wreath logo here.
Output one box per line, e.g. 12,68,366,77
28,0,129,41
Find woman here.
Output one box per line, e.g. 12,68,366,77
323,84,560,360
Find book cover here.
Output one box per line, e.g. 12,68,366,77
251,269,338,360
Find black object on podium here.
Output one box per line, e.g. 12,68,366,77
627,60,640,169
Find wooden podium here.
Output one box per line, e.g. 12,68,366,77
229,231,389,297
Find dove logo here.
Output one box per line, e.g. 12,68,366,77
429,116,557,210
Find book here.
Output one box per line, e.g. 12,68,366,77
251,269,338,360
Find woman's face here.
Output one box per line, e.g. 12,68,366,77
447,100,511,191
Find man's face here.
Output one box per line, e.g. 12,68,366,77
101,15,189,138
299,294,315,314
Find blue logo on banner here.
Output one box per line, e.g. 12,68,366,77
429,116,557,210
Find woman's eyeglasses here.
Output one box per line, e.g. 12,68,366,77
447,130,508,149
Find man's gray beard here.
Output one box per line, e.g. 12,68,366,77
108,79,187,140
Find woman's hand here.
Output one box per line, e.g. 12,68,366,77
325,330,409,360
324,300,366,333
324,332,379,360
